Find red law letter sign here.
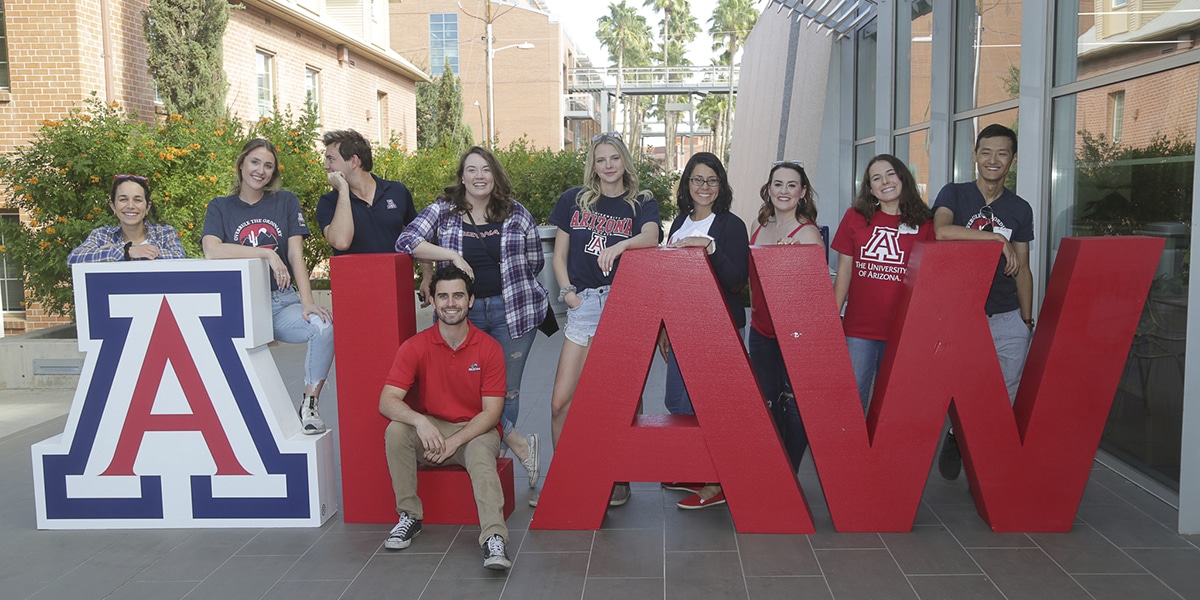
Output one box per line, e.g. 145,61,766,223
530,247,813,534
757,238,1162,532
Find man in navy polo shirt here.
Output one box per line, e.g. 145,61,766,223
931,123,1035,481
317,129,417,254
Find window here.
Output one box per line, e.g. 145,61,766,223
1109,90,1125,143
0,214,24,312
0,0,10,89
954,0,1022,111
376,92,388,142
429,13,459,76
305,67,321,117
1112,0,1127,7
256,50,275,119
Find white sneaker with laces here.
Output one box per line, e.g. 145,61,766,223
299,395,326,435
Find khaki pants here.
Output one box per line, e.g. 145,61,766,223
384,418,506,546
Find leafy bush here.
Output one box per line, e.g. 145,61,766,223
0,95,327,318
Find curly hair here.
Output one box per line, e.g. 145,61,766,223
438,146,514,223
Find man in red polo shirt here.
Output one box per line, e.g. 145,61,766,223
378,265,511,570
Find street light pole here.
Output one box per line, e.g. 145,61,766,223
485,2,494,146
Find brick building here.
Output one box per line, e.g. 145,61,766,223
389,0,600,151
0,0,427,334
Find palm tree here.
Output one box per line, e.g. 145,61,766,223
598,1,652,140
644,0,698,170
709,0,758,160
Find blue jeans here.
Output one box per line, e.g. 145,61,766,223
846,337,886,412
469,295,536,436
748,328,807,471
664,327,746,415
271,288,334,389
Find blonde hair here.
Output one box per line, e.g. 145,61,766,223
577,134,647,213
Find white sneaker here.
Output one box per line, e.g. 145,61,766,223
521,433,541,489
299,395,326,435
482,534,512,570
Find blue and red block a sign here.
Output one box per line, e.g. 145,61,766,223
32,259,337,529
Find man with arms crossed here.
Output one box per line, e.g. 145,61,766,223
318,129,417,254
379,265,513,570
932,124,1035,480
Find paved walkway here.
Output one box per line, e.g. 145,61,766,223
3,330,1200,599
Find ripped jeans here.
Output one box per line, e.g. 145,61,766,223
468,295,536,437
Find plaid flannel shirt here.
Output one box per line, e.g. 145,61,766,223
397,199,548,337
67,223,187,264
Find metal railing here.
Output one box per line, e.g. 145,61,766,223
566,65,739,94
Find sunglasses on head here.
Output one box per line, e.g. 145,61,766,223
113,174,148,183
592,132,621,143
772,159,804,168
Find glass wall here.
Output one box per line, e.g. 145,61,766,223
895,1,934,130
1046,63,1195,489
1055,1,1195,85
895,129,931,202
855,18,877,140
954,0,1023,111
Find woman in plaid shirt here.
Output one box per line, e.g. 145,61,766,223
396,146,549,489
67,174,186,263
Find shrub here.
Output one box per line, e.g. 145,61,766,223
0,95,327,319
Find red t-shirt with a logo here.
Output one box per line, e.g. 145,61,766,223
831,208,935,341
384,322,507,432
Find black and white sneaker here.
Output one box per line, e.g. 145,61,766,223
384,512,421,550
299,395,326,435
482,534,512,570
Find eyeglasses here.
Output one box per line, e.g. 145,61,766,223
592,132,621,142
979,205,994,232
772,159,804,168
689,177,721,188
113,174,148,183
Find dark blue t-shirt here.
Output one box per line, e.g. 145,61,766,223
548,187,661,290
932,181,1034,315
316,174,417,255
201,190,309,292
462,221,503,298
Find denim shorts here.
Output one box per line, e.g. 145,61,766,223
563,286,609,346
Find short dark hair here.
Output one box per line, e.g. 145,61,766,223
429,265,474,298
975,124,1017,154
322,129,374,172
677,152,733,215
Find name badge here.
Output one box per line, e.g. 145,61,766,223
898,223,919,235
994,226,1013,240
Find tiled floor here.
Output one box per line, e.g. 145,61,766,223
4,331,1200,599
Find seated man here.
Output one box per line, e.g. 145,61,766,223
379,265,512,570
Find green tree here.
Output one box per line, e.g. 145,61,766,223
598,1,653,140
143,0,230,118
430,60,474,152
415,81,439,150
709,0,757,160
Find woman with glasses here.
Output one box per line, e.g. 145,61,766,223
748,160,822,472
539,132,661,508
659,152,749,510
395,146,548,489
201,139,334,435
832,154,934,410
68,174,186,263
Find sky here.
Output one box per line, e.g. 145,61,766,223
541,0,734,68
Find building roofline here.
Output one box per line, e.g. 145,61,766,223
238,0,432,83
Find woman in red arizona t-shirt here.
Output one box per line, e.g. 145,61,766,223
831,154,934,411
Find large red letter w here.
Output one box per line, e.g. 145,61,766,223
758,237,1163,532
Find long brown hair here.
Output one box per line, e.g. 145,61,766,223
757,162,817,227
853,154,931,228
438,146,514,222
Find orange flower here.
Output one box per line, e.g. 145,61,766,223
56,216,67,223
191,143,201,150
86,214,95,220
208,153,216,159
90,176,100,183
29,177,38,185
46,227,56,235
40,240,51,249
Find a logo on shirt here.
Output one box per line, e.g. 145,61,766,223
585,233,607,257
386,199,397,209
966,211,1003,232
860,227,905,266
234,219,281,249
468,363,481,372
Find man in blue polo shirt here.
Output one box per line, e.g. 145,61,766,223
317,129,417,254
